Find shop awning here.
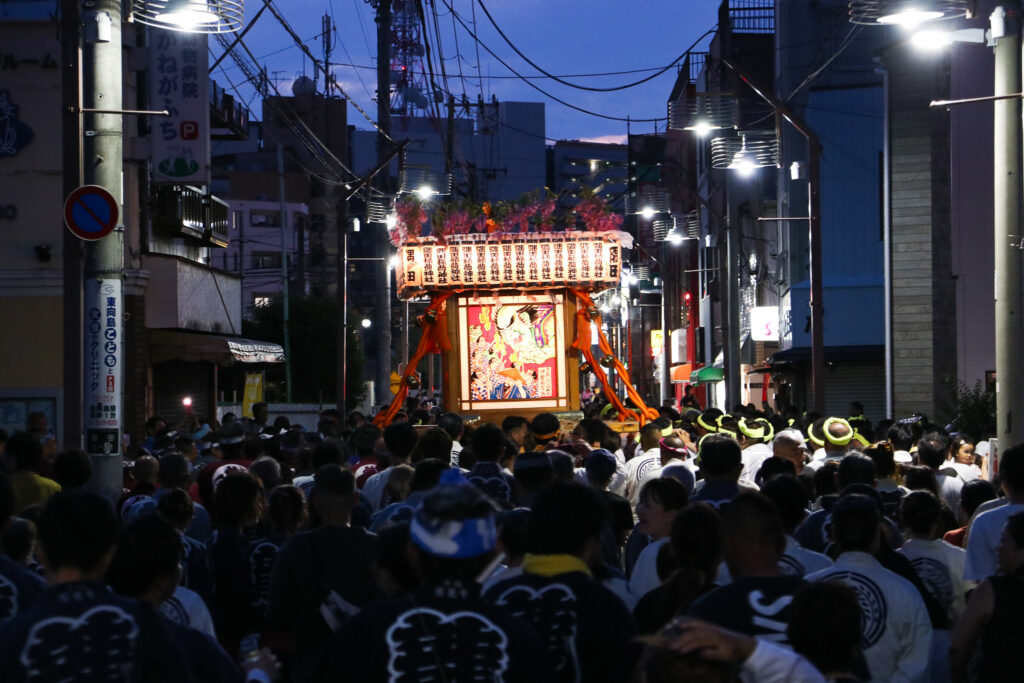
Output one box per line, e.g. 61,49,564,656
689,366,725,385
670,363,693,383
768,345,883,367
149,330,284,365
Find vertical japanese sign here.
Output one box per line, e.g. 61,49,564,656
243,373,264,418
150,31,209,184
84,279,122,455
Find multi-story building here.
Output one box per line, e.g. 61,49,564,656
216,199,310,319
660,0,889,419
0,2,280,454
548,139,629,210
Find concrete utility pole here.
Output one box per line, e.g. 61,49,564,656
724,205,741,409
277,144,293,402
373,0,393,410
992,4,1024,449
722,58,824,414
336,191,348,413
61,0,83,451
81,0,125,501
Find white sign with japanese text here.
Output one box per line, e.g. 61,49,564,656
84,278,122,455
149,31,209,184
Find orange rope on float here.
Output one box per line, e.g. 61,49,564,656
374,292,454,427
569,289,660,425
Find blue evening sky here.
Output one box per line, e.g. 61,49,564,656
211,0,721,143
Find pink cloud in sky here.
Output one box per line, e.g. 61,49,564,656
575,134,628,145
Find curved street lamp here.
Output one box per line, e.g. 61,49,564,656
848,0,970,26
130,0,244,33
851,0,1023,446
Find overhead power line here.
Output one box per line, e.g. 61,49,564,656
259,0,396,143
437,0,667,123
474,0,715,93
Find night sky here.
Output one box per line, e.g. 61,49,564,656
212,0,721,143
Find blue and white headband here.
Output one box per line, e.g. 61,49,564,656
410,512,498,559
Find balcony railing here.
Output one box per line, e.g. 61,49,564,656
153,185,231,247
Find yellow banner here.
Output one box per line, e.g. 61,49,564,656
242,373,263,418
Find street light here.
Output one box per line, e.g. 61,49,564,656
690,120,715,137
129,0,244,33
727,137,758,177
848,0,971,26
855,1,1024,450
879,7,946,25
361,318,372,329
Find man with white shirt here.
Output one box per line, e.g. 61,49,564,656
898,491,970,622
917,435,964,523
436,412,464,467
569,419,628,495
771,429,809,475
624,423,664,507
963,443,1024,581
807,494,932,682
737,418,773,483
360,422,418,512
887,421,917,466
804,417,855,472
501,415,528,452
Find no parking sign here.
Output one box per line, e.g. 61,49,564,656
64,185,119,241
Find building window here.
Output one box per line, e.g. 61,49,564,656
250,210,281,227
252,252,282,270
253,296,273,309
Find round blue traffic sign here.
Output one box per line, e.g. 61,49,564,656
64,185,119,241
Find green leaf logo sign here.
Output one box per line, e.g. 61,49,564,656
158,157,200,177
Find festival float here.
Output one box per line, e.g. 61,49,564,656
373,192,660,428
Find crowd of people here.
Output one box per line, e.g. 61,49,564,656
0,398,1020,682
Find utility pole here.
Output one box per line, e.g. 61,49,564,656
277,144,293,402
722,58,824,414
335,194,348,413
81,0,125,500
61,0,83,452
372,0,393,411
992,4,1024,449
724,206,741,409
446,93,455,184
335,143,409,415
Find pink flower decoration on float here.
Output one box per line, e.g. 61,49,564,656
536,198,556,232
392,197,427,245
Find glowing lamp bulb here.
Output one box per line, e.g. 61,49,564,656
415,185,434,201
361,318,372,329
691,119,713,137
152,0,220,28
640,206,656,220
730,149,757,177
877,8,943,27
